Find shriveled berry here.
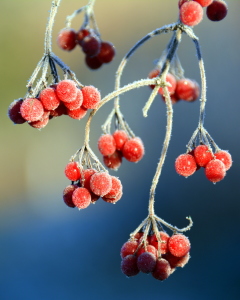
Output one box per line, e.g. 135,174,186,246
97,41,115,63
39,87,60,110
168,234,191,257
63,89,83,110
163,252,190,268
121,255,139,277
175,78,200,102
8,99,26,124
90,172,112,196
193,144,213,167
149,231,170,254
214,150,232,171
113,130,129,151
175,154,197,177
205,159,226,183
152,258,171,281
63,184,78,208
56,80,78,103
103,151,122,170
194,0,213,7
85,55,103,70
137,252,157,273
64,161,81,181
98,134,116,156
82,86,101,109
121,240,138,259
72,187,91,209
67,106,88,120
81,34,101,57
57,28,77,51
180,1,203,26
122,137,145,163
20,98,44,122
206,0,228,21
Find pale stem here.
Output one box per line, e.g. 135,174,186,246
155,215,193,233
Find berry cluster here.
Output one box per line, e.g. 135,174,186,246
98,131,145,170
179,0,228,27
148,69,199,104
63,162,123,208
121,233,190,280
8,80,101,129
175,145,232,183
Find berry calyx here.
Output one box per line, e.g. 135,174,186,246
168,234,191,257
89,172,112,197
214,150,232,171
81,86,101,109
122,137,145,163
72,187,91,209
98,134,116,156
193,144,213,167
175,154,197,177
64,161,81,181
56,80,78,103
179,1,204,26
20,98,44,122
206,0,228,21
57,28,77,51
205,159,226,183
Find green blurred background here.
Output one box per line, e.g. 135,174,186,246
1,1,240,299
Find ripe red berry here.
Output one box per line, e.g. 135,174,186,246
163,252,190,268
148,69,177,95
76,28,90,46
205,159,226,183
102,189,123,204
103,151,122,170
137,252,157,273
20,98,44,122
121,240,138,259
29,116,49,129
161,92,180,105
67,106,88,120
175,154,197,177
85,55,103,70
63,89,83,110
137,245,157,257
81,86,101,109
97,41,115,63
151,258,171,281
194,0,213,7
89,172,112,197
102,176,122,199
193,144,213,167
98,134,117,156
8,99,26,124
214,150,232,171
175,78,200,102
72,187,91,209
121,255,140,277
149,231,170,254
63,184,78,208
81,34,101,57
180,1,204,26
56,80,78,103
112,130,129,151
206,0,228,21
80,168,97,190
39,87,60,110
64,161,81,181
122,137,145,163
57,28,77,51
178,0,189,8
168,234,191,257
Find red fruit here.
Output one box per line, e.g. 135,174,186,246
149,231,170,254
76,28,90,46
102,176,122,199
178,0,189,8
175,154,197,177
148,69,160,89
163,252,190,268
112,130,129,151
85,55,103,70
102,189,123,204
121,255,140,277
206,0,228,21
205,159,226,183
137,245,157,257
81,86,101,109
49,102,67,117
214,150,232,171
29,116,49,129
175,78,200,102
63,89,83,110
80,168,97,190
89,172,112,196
122,137,145,163
151,258,171,281
194,0,213,7
98,134,116,156
161,92,180,104
148,69,176,95
121,240,138,259
56,80,78,103
20,98,44,122
180,1,203,26
67,106,88,120
39,87,60,110
137,252,157,273
168,234,191,257
193,144,213,167
97,41,115,63
8,99,26,124
63,184,78,208
103,151,122,170
72,187,91,209
64,161,81,181
81,34,101,57
57,28,77,51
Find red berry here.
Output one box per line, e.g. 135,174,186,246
85,55,103,70
102,189,123,204
163,252,190,268
63,184,78,208
121,255,140,277
151,258,171,281
57,28,77,51
80,168,97,190
72,187,91,209
175,78,200,102
205,159,226,183
97,41,115,63
67,106,88,120
137,252,157,273
214,150,232,171
206,0,228,21
76,28,90,46
149,231,170,254
178,0,189,8
168,234,191,257
98,134,116,156
103,151,122,170
148,69,176,95
63,89,83,110
175,154,197,177
89,172,112,196
29,116,49,129
193,145,213,167
81,86,101,109
102,176,122,199
112,130,129,151
194,0,213,7
81,34,101,57
122,137,145,163
161,92,181,104
121,240,138,259
20,98,44,122
137,245,157,257
64,162,81,181
180,1,204,26
56,80,78,103
39,87,60,110
8,99,26,124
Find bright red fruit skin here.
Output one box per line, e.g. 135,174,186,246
20,98,44,122
72,187,91,209
122,137,145,163
175,78,200,102
149,231,170,254
175,154,197,177
81,86,101,109
168,234,191,257
193,145,213,167
98,134,116,156
205,159,226,183
64,162,81,181
113,130,129,151
214,150,232,171
194,0,213,7
39,87,60,110
180,1,204,26
89,172,112,196
57,28,77,51
121,241,138,259
56,80,78,103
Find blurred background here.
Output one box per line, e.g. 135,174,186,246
0,0,240,299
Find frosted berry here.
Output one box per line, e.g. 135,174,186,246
20,98,44,122
205,159,226,183
81,86,101,109
168,234,191,257
80,168,97,190
72,187,91,209
57,28,77,51
63,184,78,208
102,176,122,199
149,231,170,254
137,252,157,273
214,150,232,171
206,0,228,21
85,55,103,70
89,172,112,196
121,255,140,277
97,41,115,63
49,102,67,117
113,130,129,151
137,245,157,257
67,106,88,120
193,144,213,167
151,258,171,281
98,134,116,156
148,69,176,95
39,87,60,110
56,80,78,103
29,116,49,129
122,137,145,163
102,189,123,204
194,0,213,7
121,240,138,259
76,28,90,46
175,154,197,177
81,34,101,57
63,89,83,110
175,78,200,102
64,161,81,181
178,0,189,8
8,99,26,124
163,252,190,268
180,1,204,26
103,151,122,170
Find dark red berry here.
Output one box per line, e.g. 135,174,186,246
81,34,101,57
97,41,115,63
163,252,190,268
63,184,78,208
121,255,139,277
151,258,171,281
85,55,103,70
120,240,138,259
103,151,122,170
8,99,26,124
76,28,90,46
57,28,77,51
206,0,228,21
137,252,157,273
